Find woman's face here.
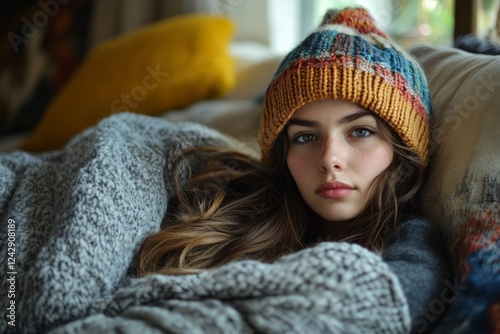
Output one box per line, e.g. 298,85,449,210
286,99,394,223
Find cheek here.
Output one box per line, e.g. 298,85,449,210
286,152,311,185
361,145,393,177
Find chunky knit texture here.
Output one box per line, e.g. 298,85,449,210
259,7,432,164
0,113,410,333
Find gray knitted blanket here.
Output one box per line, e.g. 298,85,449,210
0,113,410,333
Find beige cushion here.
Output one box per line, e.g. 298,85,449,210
410,44,500,273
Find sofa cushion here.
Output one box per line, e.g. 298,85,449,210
410,44,500,269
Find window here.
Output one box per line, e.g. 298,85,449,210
302,0,455,47
476,0,500,37
223,0,500,54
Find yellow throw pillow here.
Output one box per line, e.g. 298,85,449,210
20,14,236,152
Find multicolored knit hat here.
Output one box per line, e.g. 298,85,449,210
259,7,432,165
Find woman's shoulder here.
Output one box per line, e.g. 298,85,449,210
383,215,450,268
392,215,443,241
382,215,449,262
384,218,453,333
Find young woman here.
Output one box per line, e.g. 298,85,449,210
136,7,451,330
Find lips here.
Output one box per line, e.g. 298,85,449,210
316,181,354,199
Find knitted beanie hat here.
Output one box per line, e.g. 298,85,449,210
259,7,431,165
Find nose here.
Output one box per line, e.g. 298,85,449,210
319,137,345,172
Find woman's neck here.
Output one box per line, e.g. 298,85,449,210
318,219,352,242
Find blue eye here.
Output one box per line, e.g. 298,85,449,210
294,133,316,143
352,128,373,138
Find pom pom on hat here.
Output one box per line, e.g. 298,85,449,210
258,7,432,165
321,7,389,38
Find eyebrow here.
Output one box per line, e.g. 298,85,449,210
338,110,373,124
287,109,374,128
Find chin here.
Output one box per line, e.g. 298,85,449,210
319,211,358,223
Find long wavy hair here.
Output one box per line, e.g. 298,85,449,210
267,114,427,250
135,145,306,276
136,114,426,276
